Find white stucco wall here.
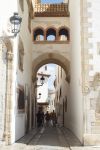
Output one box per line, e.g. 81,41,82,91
37,66,50,103
55,66,70,127
48,91,55,112
0,0,19,144
69,0,83,143
37,83,48,103
15,0,32,141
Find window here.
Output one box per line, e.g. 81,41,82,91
34,28,44,41
17,85,25,111
59,28,69,41
46,28,56,41
65,97,67,112
59,88,62,100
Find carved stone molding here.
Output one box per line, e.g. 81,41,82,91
93,73,100,85
82,84,90,95
7,52,13,62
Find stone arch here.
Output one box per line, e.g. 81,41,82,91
32,53,70,83
45,26,57,41
33,27,45,41
1,37,12,52
58,26,70,41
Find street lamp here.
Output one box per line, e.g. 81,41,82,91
32,74,45,88
40,75,45,86
10,12,22,36
0,12,22,39
36,75,45,87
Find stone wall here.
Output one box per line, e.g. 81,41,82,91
81,0,100,145
15,0,33,141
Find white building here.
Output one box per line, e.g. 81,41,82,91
36,66,50,112
47,89,55,113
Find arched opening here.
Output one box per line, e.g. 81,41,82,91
58,27,70,41
32,53,70,81
32,53,70,128
46,28,56,41
34,28,44,41
33,63,69,129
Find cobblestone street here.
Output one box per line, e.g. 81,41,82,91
0,127,100,150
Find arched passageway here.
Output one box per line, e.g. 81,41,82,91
35,63,69,128
31,53,71,132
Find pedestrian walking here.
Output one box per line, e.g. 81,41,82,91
37,107,44,127
51,110,57,127
45,111,50,127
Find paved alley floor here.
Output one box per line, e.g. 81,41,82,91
0,126,100,150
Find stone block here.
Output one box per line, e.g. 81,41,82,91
84,134,100,145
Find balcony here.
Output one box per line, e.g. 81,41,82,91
34,3,70,17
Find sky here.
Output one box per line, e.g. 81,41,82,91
41,0,63,4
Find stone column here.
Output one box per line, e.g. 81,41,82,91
44,30,46,41
4,51,13,145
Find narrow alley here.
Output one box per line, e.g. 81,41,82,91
0,126,100,150
0,0,100,148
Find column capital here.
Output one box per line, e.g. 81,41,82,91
7,52,13,62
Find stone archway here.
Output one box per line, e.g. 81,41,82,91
32,53,70,83
31,52,70,128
